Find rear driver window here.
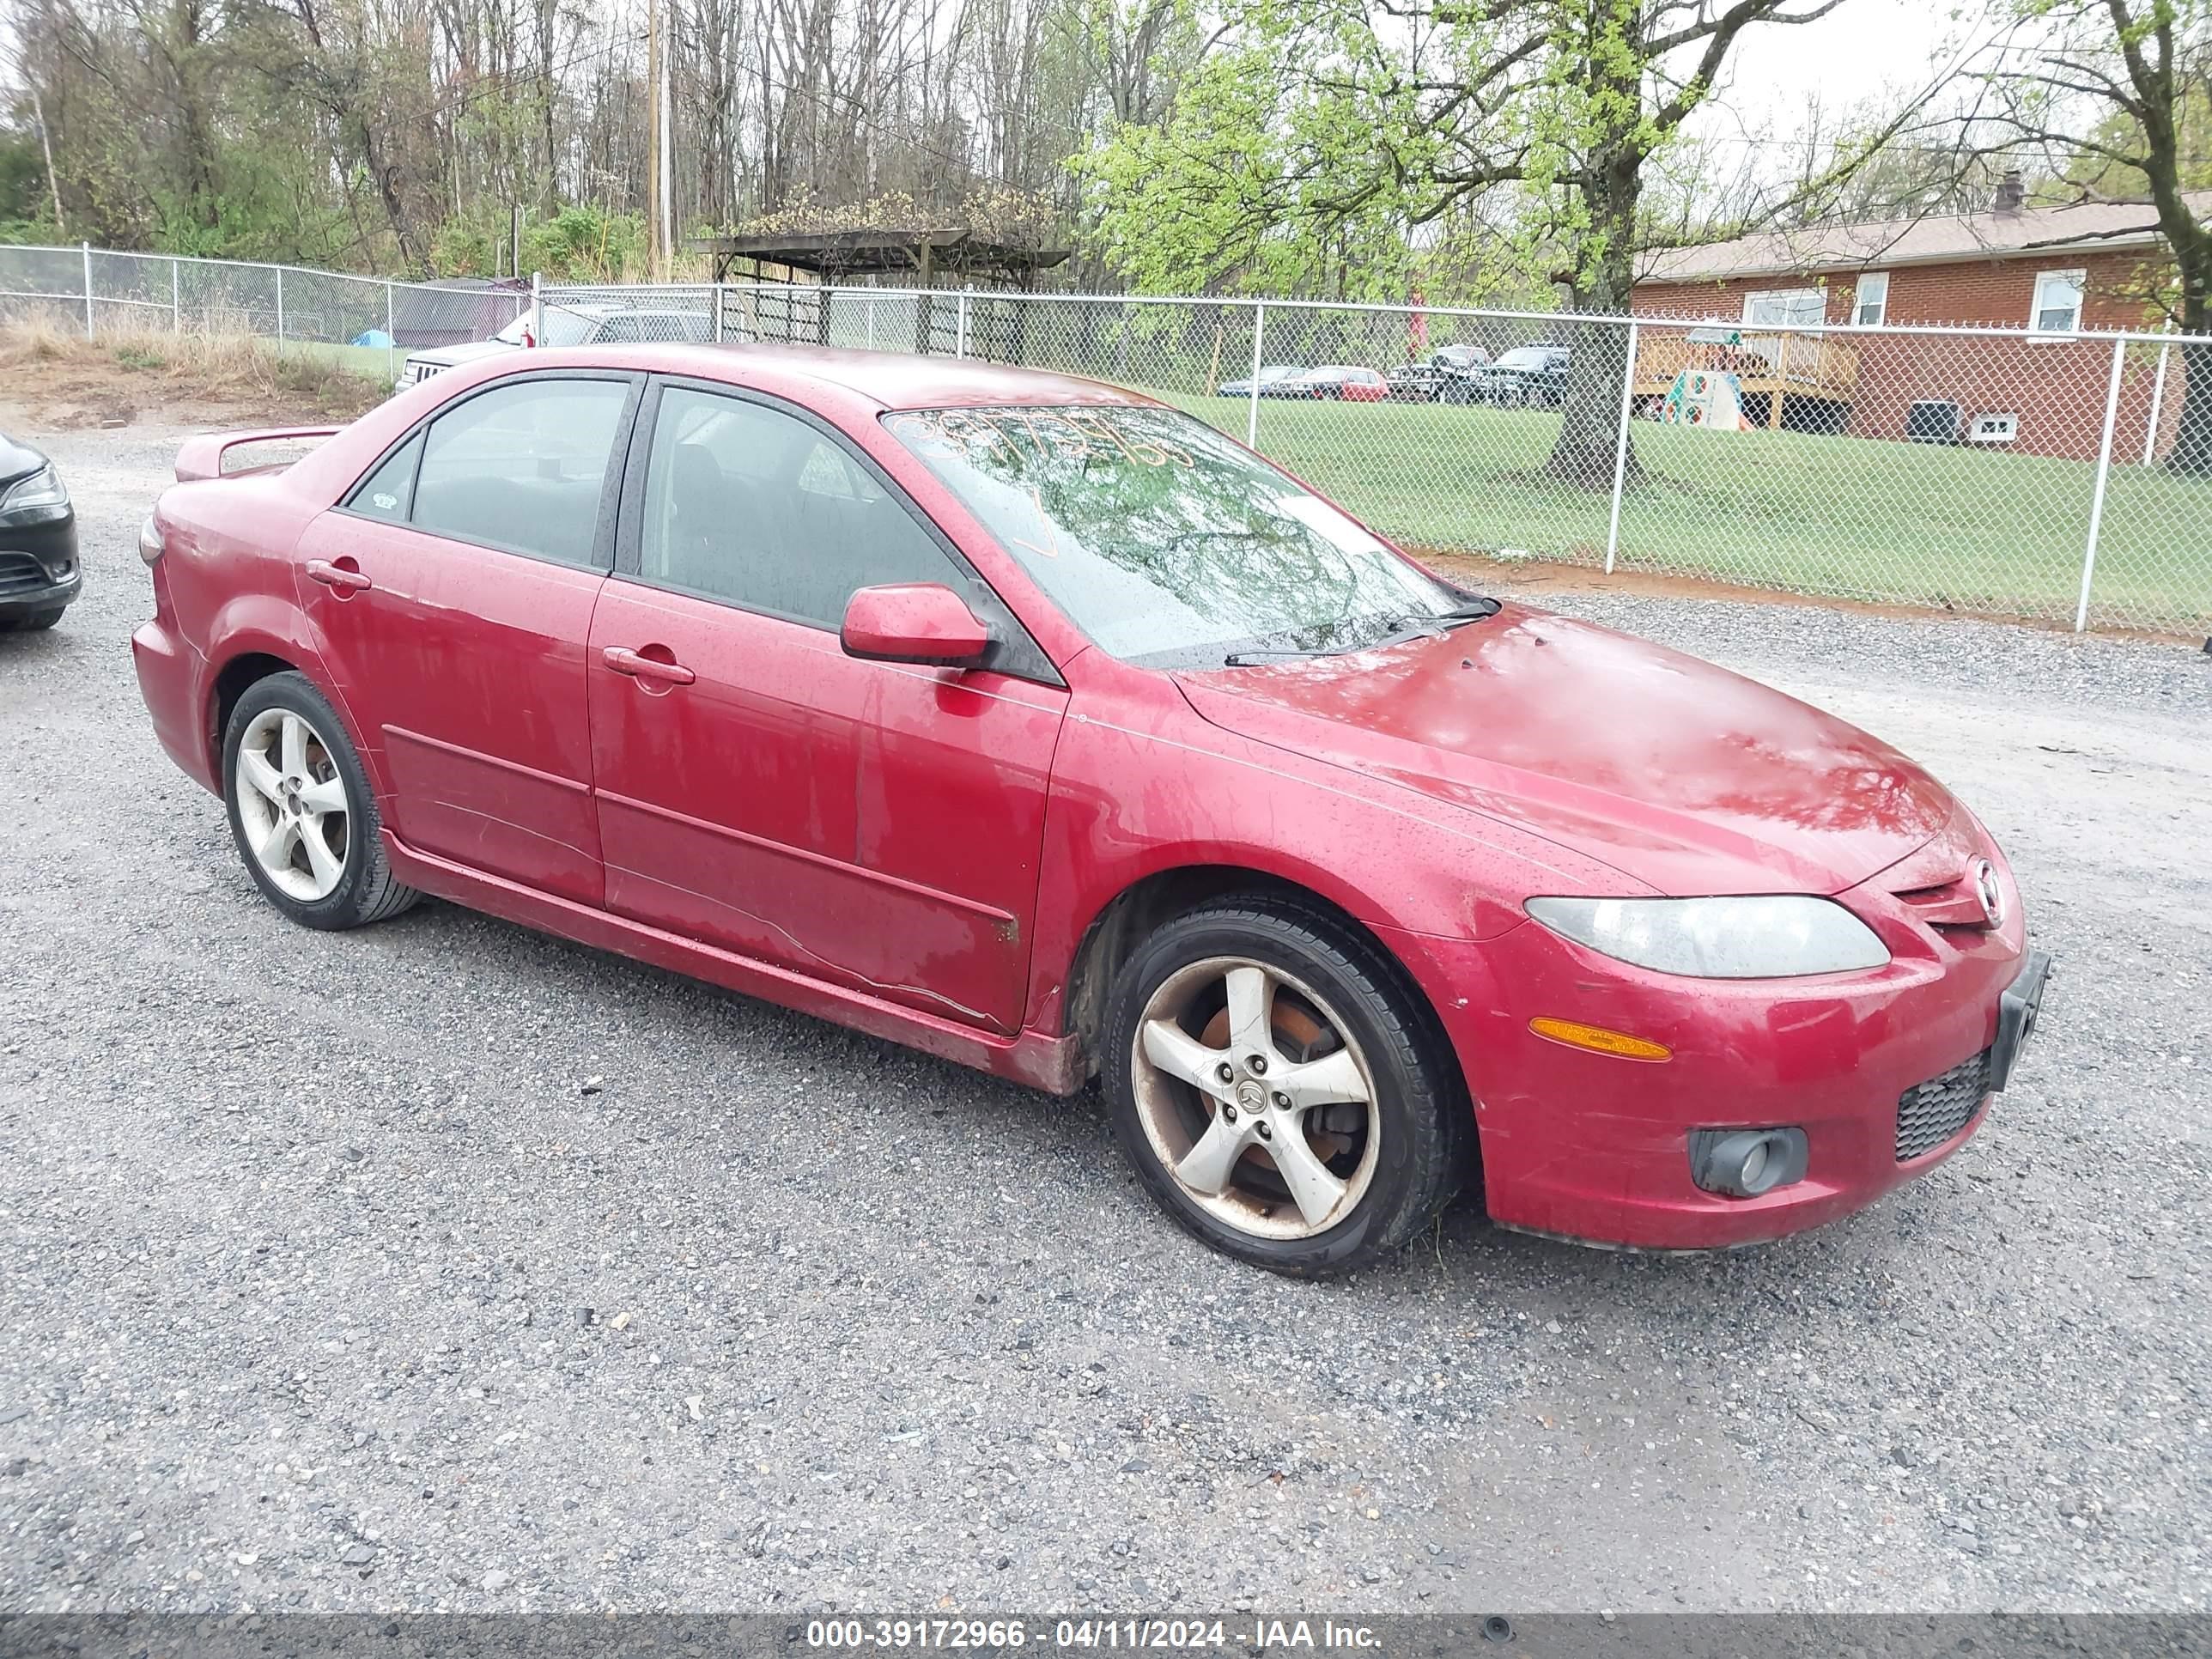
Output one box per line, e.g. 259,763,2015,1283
410,379,629,567
347,433,421,522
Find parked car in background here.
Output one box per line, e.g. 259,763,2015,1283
1387,344,1492,402
0,433,79,632
132,342,2048,1276
398,303,714,387
1219,365,1304,398
1285,366,1389,402
1473,343,1572,408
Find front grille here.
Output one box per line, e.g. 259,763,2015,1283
0,550,51,596
1897,1047,1992,1161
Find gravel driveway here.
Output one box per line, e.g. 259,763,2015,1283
3,416,2207,1617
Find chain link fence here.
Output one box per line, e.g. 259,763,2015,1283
544,278,2211,637
0,244,529,388
3,243,2205,636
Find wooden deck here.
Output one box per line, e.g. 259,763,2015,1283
1633,329,1859,428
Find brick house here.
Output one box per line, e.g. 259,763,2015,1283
1630,180,2211,461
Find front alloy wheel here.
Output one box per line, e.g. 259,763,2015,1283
1131,957,1381,1240
1103,897,1468,1275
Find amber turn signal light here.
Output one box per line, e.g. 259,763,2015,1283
1528,1017,1672,1061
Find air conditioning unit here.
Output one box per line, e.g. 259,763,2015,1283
1968,412,2020,445
1906,399,1963,444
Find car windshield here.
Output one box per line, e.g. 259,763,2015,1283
885,404,1467,668
1495,347,1555,370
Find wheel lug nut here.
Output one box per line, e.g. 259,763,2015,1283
1273,1092,1290,1109
1222,1104,1238,1123
1215,1062,1234,1084
1255,1121,1272,1140
1248,1055,1267,1074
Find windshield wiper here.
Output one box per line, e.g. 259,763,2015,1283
1363,599,1502,650
1220,599,1498,667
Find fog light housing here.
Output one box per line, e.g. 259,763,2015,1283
1687,1127,1808,1198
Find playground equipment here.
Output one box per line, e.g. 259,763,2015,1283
1659,367,1754,430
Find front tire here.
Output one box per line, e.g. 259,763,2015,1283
1102,897,1468,1276
222,671,420,930
2,605,65,632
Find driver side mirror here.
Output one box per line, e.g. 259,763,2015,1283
841,582,994,670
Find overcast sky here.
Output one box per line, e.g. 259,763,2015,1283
1687,1,2000,153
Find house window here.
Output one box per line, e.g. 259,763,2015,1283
1852,271,1889,326
2031,268,2086,336
1743,287,1827,328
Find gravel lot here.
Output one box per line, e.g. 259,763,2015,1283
3,416,2208,1618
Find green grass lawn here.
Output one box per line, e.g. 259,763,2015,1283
1164,391,2211,635
273,337,401,383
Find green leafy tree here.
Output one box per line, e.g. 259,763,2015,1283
1079,0,1854,486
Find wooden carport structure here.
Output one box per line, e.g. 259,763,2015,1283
689,228,1069,359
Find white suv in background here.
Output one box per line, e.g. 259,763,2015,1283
397,303,714,386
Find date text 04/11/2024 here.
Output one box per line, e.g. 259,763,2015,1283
803,1620,1386,1650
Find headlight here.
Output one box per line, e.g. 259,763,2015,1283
0,464,69,518
1524,896,1891,979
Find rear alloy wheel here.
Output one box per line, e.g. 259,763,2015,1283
222,672,419,930
1103,900,1466,1275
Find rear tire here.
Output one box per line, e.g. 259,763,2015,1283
222,671,421,930
1102,896,1468,1276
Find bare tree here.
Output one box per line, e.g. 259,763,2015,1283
1976,1,2212,472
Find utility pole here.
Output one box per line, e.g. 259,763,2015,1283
646,0,664,281
657,0,674,280
29,86,64,236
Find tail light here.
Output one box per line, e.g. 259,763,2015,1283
138,514,165,566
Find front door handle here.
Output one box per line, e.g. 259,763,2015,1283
602,645,696,686
305,558,372,594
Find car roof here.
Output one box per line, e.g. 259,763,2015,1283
516,342,1163,411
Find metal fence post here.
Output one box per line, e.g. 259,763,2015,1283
385,279,396,384
2143,325,2174,465
274,265,285,347
1604,319,1639,575
866,295,877,350
530,270,543,346
2075,335,2129,633
170,258,180,332
956,289,970,358
1247,302,1267,448
81,240,92,338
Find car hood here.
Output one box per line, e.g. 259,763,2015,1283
410,340,518,368
1173,604,1955,897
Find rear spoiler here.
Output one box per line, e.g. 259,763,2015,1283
173,427,342,483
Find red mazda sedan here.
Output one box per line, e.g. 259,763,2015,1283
133,344,2049,1274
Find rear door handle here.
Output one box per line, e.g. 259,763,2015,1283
602,646,696,686
305,558,372,593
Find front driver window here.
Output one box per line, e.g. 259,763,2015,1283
637,386,963,626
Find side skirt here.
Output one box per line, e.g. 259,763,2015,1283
380,831,1085,1097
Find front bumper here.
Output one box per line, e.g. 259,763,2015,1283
0,514,81,617
1378,874,2047,1250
